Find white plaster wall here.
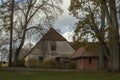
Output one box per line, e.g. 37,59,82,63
25,41,75,62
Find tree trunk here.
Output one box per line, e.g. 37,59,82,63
9,0,14,67
89,11,112,70
109,0,119,71
101,0,119,71
99,3,106,69
102,43,112,71
13,29,26,66
98,47,104,69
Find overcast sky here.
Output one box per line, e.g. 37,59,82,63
54,0,78,42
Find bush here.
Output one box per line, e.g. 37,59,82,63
26,59,60,68
18,59,25,67
27,59,40,68
26,59,75,69
40,59,60,69
67,61,76,69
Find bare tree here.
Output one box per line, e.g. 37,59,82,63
0,0,63,66
12,0,63,66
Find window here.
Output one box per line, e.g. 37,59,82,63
55,57,60,62
88,58,92,64
51,45,56,51
39,57,43,62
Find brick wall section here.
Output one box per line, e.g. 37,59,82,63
104,58,108,69
76,58,98,70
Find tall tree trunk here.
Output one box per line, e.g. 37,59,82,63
109,0,119,71
13,28,26,66
90,12,112,70
98,47,104,69
101,0,119,71
99,3,106,69
9,0,14,67
13,2,30,66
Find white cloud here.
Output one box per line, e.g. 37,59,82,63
54,0,78,41
55,0,77,27
62,30,74,42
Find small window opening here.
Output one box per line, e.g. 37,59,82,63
89,58,92,64
39,57,43,62
51,45,56,51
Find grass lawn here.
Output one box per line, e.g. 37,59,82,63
0,68,120,80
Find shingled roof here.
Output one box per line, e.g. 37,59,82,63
41,27,66,41
23,27,72,58
70,46,103,59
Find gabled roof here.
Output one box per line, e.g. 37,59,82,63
70,46,102,59
23,27,68,58
41,28,66,41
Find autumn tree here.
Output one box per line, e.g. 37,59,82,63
69,0,120,71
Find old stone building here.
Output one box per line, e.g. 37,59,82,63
25,28,75,67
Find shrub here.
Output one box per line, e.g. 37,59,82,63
27,59,40,68
40,59,60,69
67,61,76,69
26,59,75,69
18,59,25,67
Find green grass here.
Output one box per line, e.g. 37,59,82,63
0,69,120,80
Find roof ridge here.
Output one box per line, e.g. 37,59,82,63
41,27,66,41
